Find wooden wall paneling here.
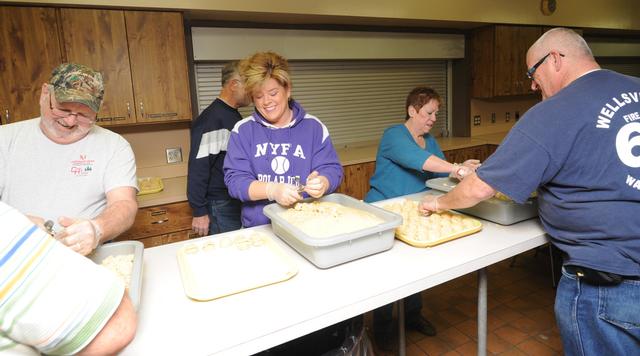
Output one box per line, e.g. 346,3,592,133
0,6,62,124
60,8,137,126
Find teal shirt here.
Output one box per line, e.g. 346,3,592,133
365,124,447,203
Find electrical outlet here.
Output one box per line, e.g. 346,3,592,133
473,115,481,126
515,111,520,121
165,147,183,164
491,113,496,124
505,112,511,122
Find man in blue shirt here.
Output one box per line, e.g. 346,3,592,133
420,28,640,355
188,62,250,236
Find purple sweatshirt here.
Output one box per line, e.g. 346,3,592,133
223,100,344,227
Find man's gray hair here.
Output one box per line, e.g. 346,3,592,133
221,61,241,86
537,27,594,58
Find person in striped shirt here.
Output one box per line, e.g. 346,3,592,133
0,201,137,355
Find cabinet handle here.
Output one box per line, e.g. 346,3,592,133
139,102,145,118
150,209,167,216
5,109,9,124
127,102,131,118
151,218,169,225
188,232,199,239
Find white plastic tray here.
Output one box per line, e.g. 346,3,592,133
263,193,402,269
425,177,538,225
90,241,144,310
176,231,298,301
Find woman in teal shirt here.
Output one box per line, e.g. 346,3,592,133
365,87,479,350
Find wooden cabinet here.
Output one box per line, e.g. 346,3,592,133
0,6,63,124
116,201,197,248
125,11,191,124
336,161,376,201
444,145,490,163
60,9,191,126
471,25,542,98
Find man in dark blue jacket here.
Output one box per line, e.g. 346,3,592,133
188,61,250,236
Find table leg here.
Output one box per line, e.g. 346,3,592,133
398,299,406,356
478,268,487,356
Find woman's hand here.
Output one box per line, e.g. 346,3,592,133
266,182,302,206
303,171,329,198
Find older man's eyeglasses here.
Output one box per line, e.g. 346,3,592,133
48,92,95,124
526,52,565,79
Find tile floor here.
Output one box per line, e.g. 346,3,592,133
368,247,563,355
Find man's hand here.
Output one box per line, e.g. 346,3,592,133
266,182,302,206
462,159,481,171
192,215,210,236
419,195,442,215
56,217,101,256
303,171,329,198
450,159,481,180
26,215,48,232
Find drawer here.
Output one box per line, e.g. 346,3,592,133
136,230,199,248
119,201,193,240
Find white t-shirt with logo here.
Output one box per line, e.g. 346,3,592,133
0,118,137,228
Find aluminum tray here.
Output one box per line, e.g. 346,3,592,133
425,177,538,225
90,241,144,310
263,193,402,269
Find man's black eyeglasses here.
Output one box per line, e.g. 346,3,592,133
526,52,565,79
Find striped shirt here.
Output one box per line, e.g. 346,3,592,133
0,202,124,355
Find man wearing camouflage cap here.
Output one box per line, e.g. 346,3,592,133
0,63,138,256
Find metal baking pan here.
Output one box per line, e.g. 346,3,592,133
90,241,144,310
263,193,402,269
426,177,538,225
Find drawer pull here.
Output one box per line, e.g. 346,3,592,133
188,232,199,239
150,210,167,216
151,218,169,225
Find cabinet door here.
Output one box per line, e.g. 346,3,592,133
470,26,495,98
494,26,542,96
336,162,376,200
60,8,137,126
125,11,191,123
0,7,62,124
444,145,489,163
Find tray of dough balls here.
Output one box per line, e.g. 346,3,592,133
176,231,298,301
263,193,402,269
426,177,538,225
380,199,482,247
90,241,144,310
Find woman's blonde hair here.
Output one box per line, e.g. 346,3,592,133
240,51,292,95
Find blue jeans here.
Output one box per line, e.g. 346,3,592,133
207,199,242,234
555,267,640,356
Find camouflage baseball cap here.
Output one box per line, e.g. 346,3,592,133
49,63,104,113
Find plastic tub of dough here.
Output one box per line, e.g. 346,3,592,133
90,240,144,310
380,199,482,247
425,177,538,225
176,231,298,301
263,193,402,269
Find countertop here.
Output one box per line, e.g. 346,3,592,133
122,190,547,356
136,132,509,208
137,176,188,208
337,132,507,165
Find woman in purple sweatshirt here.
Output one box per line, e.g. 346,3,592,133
224,51,343,227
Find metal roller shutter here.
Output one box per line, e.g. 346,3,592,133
195,59,449,147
